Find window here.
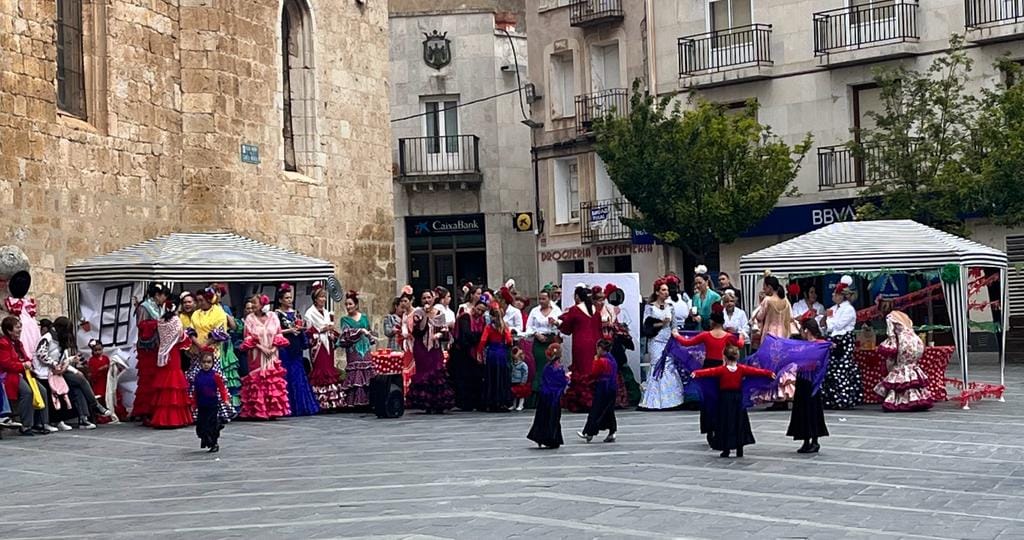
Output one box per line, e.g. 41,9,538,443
100,285,133,347
554,158,580,224
56,0,87,118
590,42,621,92
424,99,460,153
708,0,752,32
551,53,576,118
722,99,756,118
281,0,316,173
852,83,883,136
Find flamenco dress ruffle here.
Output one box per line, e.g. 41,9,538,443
309,345,345,410
875,364,934,412
406,340,454,412
562,373,594,413
340,354,375,407
133,320,159,418
280,347,320,417
147,364,192,428
240,364,291,419
219,342,243,409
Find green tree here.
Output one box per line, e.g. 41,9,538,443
854,36,1024,234
592,83,811,263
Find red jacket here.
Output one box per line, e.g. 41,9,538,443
0,336,29,400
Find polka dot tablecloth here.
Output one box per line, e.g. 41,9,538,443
855,346,952,404
371,350,405,376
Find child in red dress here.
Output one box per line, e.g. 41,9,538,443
692,345,774,458
510,347,531,411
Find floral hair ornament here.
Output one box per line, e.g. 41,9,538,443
664,274,681,286
835,275,854,296
278,283,292,293
199,345,217,355
488,300,501,311
787,282,801,298
87,339,100,349
346,289,359,301
763,269,773,277
201,287,217,301
400,284,414,296
179,291,194,301
311,281,324,293
213,283,229,297
504,278,516,290
694,264,708,276
603,283,619,298
711,302,725,315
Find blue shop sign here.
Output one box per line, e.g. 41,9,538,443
741,197,859,237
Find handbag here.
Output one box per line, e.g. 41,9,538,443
24,368,45,410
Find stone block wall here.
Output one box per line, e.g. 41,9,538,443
0,0,395,317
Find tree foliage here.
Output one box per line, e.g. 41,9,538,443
854,36,1024,234
592,82,812,262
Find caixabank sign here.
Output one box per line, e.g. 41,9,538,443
406,214,485,237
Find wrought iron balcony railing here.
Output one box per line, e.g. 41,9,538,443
574,88,629,134
965,0,1024,28
817,143,891,190
678,23,773,76
813,1,919,56
569,0,625,28
398,135,481,182
581,197,635,244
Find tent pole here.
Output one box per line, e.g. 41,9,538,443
1000,267,1008,400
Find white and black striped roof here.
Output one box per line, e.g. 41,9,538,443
65,233,335,283
739,220,1008,276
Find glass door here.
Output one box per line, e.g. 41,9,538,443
424,100,460,173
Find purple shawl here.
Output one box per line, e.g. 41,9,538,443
747,335,832,396
539,362,569,399
654,332,706,381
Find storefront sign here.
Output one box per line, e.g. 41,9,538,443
741,198,860,238
589,206,609,223
406,214,484,237
513,212,533,232
594,243,654,256
539,248,591,262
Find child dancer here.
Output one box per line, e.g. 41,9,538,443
509,347,530,411
191,348,230,453
692,345,774,458
789,319,830,453
578,339,617,443
527,343,570,449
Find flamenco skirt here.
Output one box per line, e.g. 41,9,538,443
280,350,321,417
239,366,291,420
583,386,617,436
147,365,192,429
875,364,933,411
406,369,455,412
821,333,864,410
219,343,243,409
699,359,724,434
786,378,829,440
527,393,564,448
511,383,532,400
309,346,345,410
619,365,642,407
195,404,222,449
132,348,158,418
448,347,483,411
638,356,688,411
709,390,756,451
480,345,512,412
341,355,375,408
562,373,594,413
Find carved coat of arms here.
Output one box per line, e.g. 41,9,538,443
423,30,451,70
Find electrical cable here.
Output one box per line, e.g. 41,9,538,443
390,87,523,123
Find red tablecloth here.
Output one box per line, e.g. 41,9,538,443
855,346,953,404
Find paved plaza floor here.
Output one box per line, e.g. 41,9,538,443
3,364,1022,540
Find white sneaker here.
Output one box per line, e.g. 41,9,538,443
56,422,72,431
43,424,59,433
516,403,524,411
0,417,22,428
79,421,97,430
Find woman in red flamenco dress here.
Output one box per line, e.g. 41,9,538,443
239,295,291,420
558,285,603,413
132,284,169,420
147,308,194,428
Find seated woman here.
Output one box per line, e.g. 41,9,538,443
0,316,50,435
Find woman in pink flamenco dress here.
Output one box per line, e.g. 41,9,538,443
239,295,291,420
874,311,933,412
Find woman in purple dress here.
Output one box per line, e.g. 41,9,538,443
406,290,454,414
275,284,320,417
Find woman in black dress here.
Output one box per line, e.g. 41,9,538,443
578,339,617,443
788,319,830,453
449,302,486,411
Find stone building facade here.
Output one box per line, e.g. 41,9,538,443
390,1,538,297
526,0,682,294
0,0,394,316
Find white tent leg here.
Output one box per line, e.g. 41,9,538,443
1000,267,1008,391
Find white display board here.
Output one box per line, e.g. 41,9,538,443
560,273,642,381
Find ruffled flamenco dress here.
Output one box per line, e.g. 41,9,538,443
239,313,292,420
874,329,933,412
338,314,375,408
305,306,345,410
406,308,455,413
277,311,320,417
147,318,193,429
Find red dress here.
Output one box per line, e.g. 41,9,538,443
148,329,194,429
558,304,603,412
133,300,163,418
675,331,743,362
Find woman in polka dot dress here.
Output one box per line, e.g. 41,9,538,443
821,276,863,410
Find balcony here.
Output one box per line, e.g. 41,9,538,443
570,0,624,28
397,135,482,190
965,0,1024,42
678,24,773,88
581,197,635,244
575,88,629,134
817,143,892,190
813,1,919,65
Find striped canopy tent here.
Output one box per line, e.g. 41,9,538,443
738,220,1009,402
65,232,335,284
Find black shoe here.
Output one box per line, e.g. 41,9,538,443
736,448,744,458
208,445,219,453
719,450,730,458
767,402,789,411
808,442,820,453
797,441,812,453
18,429,34,437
